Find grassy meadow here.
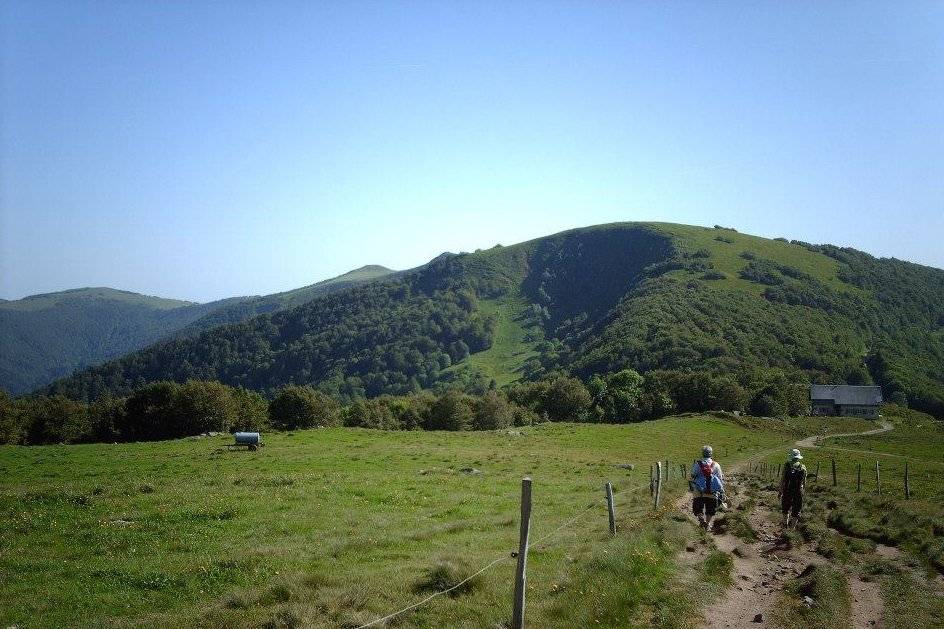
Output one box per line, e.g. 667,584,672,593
0,413,877,628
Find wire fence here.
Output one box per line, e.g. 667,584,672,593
353,438,818,629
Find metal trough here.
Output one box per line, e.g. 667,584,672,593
229,432,261,451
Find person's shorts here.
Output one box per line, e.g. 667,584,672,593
693,495,717,517
781,492,803,516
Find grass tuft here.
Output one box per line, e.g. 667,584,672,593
775,564,851,629
413,558,481,597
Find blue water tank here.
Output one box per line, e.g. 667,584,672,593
234,432,260,446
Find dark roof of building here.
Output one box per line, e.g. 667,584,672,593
810,385,883,406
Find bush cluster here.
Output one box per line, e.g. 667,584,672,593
0,365,821,445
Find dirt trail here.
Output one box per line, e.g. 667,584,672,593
795,420,893,449
684,423,894,628
689,474,830,628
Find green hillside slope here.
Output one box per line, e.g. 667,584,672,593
41,223,944,417
1,266,394,395
0,288,250,394
173,265,395,338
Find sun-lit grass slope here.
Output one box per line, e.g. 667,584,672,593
0,414,860,628
654,222,856,295
446,295,540,386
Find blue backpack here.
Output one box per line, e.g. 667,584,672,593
693,460,723,493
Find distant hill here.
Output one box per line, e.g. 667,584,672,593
42,223,944,418
173,265,395,338
1,265,395,394
0,288,246,394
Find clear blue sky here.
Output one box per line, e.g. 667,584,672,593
2,1,942,302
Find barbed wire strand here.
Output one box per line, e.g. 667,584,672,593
354,554,511,628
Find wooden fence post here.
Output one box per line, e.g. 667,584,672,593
605,482,616,535
857,463,861,492
875,461,881,496
831,459,837,487
512,478,532,629
654,462,663,510
680,463,686,480
776,463,781,479
904,462,910,499
813,462,820,483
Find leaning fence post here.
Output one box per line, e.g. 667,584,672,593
654,462,663,510
813,461,820,483
857,463,861,492
605,482,616,535
831,459,837,487
776,463,781,479
875,461,881,496
904,462,910,499
512,478,532,629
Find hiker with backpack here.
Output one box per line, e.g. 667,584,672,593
689,445,724,531
778,448,807,529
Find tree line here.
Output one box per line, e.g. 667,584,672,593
0,367,814,446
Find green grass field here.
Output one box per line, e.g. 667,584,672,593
447,295,539,386
0,413,877,628
654,222,859,296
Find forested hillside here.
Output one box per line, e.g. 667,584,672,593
41,223,944,418
0,266,393,394
172,265,395,338
0,289,248,394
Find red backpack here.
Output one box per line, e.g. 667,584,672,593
699,461,714,492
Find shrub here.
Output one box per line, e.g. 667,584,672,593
20,395,88,444
541,376,592,421
269,385,341,429
702,270,727,280
472,390,515,430
344,397,400,430
413,559,480,596
174,380,241,435
232,387,269,431
425,390,474,431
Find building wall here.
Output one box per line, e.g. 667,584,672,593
811,401,835,416
835,404,879,418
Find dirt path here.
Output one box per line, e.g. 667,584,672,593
794,420,893,449
690,474,826,628
686,423,894,628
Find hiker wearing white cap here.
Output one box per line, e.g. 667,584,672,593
689,445,724,531
778,448,807,529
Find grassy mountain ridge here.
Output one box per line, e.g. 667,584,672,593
0,287,198,312
1,266,395,395
40,223,944,417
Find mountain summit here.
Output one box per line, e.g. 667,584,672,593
39,223,944,418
